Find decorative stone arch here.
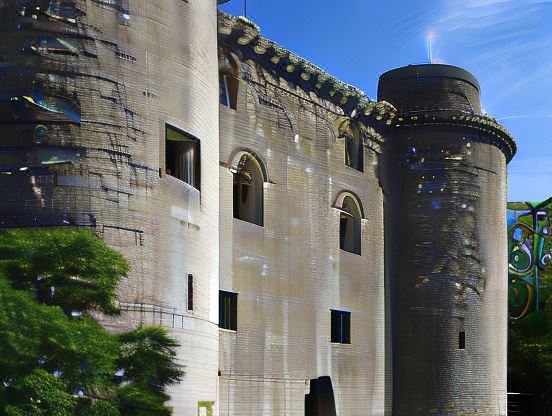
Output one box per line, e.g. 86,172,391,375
332,190,365,219
227,148,269,183
334,116,350,138
316,115,337,146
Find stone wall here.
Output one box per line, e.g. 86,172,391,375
218,55,387,415
0,1,220,414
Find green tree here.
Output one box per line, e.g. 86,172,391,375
508,266,552,415
509,311,552,415
0,228,183,415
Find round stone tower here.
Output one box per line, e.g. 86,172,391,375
0,1,220,414
378,64,515,416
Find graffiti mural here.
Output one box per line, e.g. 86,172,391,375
508,198,552,319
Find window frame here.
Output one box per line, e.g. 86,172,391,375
342,121,364,172
165,124,201,190
232,152,265,227
330,309,351,344
219,290,238,331
338,196,362,255
219,52,239,110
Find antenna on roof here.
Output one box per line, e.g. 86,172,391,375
427,31,434,64
244,0,247,18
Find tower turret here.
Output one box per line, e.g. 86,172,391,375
0,1,221,414
379,64,515,416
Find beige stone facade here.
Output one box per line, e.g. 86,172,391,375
218,56,386,415
0,1,516,415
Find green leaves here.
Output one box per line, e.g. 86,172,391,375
117,385,172,416
3,369,76,416
0,228,129,315
118,327,182,390
0,228,181,415
509,311,552,415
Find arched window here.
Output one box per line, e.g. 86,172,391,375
337,195,362,255
344,123,363,172
233,153,264,226
219,50,239,110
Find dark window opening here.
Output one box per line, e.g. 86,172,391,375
165,124,200,190
458,331,466,349
220,74,239,110
241,183,249,204
219,52,239,110
187,274,193,311
219,290,237,331
331,309,351,344
339,196,361,255
305,376,337,416
27,35,80,56
233,154,264,226
344,124,363,172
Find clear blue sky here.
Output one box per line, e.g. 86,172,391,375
220,0,552,202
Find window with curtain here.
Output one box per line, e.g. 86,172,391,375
165,124,200,190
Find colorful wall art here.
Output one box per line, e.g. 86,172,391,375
508,198,552,318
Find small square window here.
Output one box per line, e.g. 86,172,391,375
219,290,237,331
331,310,351,344
165,124,200,190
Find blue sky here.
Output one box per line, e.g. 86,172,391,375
220,0,552,202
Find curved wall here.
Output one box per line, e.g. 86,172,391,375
0,1,220,414
379,64,508,416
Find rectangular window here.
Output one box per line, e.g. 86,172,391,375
220,74,230,107
331,309,351,344
219,290,237,331
187,274,193,311
345,134,363,172
165,124,200,190
458,331,466,349
219,73,238,110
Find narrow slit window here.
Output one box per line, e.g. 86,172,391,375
219,290,237,331
339,196,361,255
331,310,351,344
187,274,193,311
165,124,200,190
233,153,264,226
458,331,466,349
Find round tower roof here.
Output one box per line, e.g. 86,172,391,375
378,64,480,93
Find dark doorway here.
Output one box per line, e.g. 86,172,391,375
305,376,337,416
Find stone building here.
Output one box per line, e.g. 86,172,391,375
0,1,516,415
